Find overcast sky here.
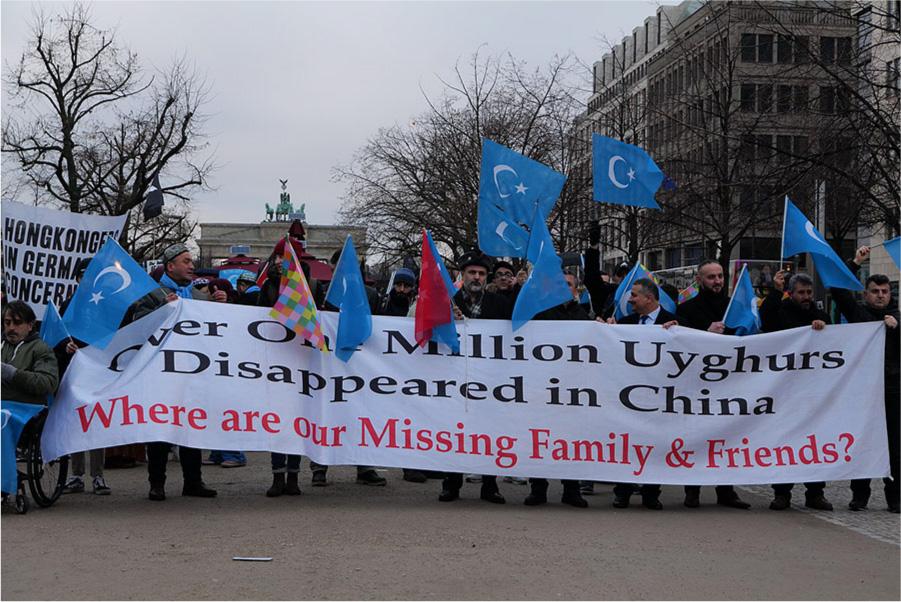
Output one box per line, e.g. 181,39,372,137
2,0,671,227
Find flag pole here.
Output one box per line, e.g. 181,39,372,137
722,264,747,320
779,196,788,260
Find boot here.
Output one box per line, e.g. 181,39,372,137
524,480,548,506
284,472,301,495
561,483,588,508
266,473,285,497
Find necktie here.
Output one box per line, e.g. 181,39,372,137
640,315,649,325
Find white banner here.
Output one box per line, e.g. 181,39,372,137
43,300,889,484
2,201,127,319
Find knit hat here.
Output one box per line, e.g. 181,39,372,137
394,268,416,285
161,243,190,264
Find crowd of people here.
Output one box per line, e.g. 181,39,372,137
1,223,898,514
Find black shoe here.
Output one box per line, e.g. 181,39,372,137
642,497,663,510
683,491,700,508
579,482,595,496
356,470,387,486
182,482,217,498
888,501,900,514
311,470,328,487
284,473,301,496
804,495,833,511
480,489,506,504
848,496,869,511
561,492,588,508
403,469,428,483
148,485,166,501
523,493,547,506
770,495,791,510
438,488,459,502
612,494,630,509
266,473,285,497
717,494,751,510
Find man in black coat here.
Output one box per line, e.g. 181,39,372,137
583,224,628,320
831,246,900,513
675,260,751,510
523,271,590,509
491,260,520,307
606,278,677,509
760,271,834,511
440,252,509,504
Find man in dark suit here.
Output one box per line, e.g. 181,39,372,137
675,259,751,510
606,278,677,509
439,252,509,504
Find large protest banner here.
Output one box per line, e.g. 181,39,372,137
2,201,127,319
43,300,889,484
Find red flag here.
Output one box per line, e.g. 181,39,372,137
415,229,453,347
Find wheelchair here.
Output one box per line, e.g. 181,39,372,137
3,408,68,514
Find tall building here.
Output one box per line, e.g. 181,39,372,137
579,1,867,282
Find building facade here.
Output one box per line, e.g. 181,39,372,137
577,1,880,282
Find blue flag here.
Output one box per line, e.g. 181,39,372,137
723,265,761,336
512,213,572,330
1,400,44,494
612,263,676,320
781,197,863,291
325,236,372,363
884,236,901,271
592,134,664,209
62,237,160,348
477,138,567,257
39,300,70,349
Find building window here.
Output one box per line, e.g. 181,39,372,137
777,85,792,112
645,22,649,53
889,1,901,27
820,36,836,64
777,35,793,64
740,83,756,112
741,33,773,63
819,86,836,113
657,12,662,45
794,36,810,63
758,84,773,112
776,135,793,164
820,37,851,65
633,31,637,62
741,33,756,62
888,58,900,96
858,8,873,63
793,85,809,112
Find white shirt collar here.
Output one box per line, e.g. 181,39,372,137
641,306,661,324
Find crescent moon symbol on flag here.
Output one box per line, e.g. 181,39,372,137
493,165,519,198
804,221,826,245
94,264,133,295
608,156,629,189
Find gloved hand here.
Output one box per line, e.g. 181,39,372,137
1,362,17,384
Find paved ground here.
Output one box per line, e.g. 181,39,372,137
2,452,898,600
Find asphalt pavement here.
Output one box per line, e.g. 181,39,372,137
2,452,898,600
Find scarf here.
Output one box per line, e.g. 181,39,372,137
160,273,194,299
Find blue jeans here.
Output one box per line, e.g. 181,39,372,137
271,453,301,473
208,450,245,463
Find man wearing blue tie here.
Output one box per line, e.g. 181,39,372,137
603,278,678,509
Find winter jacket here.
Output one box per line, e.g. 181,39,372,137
1,332,59,405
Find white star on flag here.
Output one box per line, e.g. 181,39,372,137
515,182,528,195
90,291,104,305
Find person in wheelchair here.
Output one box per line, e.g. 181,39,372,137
2,301,59,405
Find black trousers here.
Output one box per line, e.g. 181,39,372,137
147,443,202,486
684,485,738,499
614,483,661,501
851,381,900,504
442,473,498,493
528,478,580,494
771,481,825,497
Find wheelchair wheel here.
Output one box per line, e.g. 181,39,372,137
25,417,68,508
15,482,29,514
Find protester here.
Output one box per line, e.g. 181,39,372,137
130,242,227,502
1,301,59,406
440,252,510,504
380,268,417,316
236,271,261,305
675,259,751,510
491,260,519,306
760,271,833,511
523,271,590,508
602,278,677,509
831,246,900,514
58,258,111,495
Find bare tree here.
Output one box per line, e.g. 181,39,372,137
2,3,214,252
335,50,589,267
